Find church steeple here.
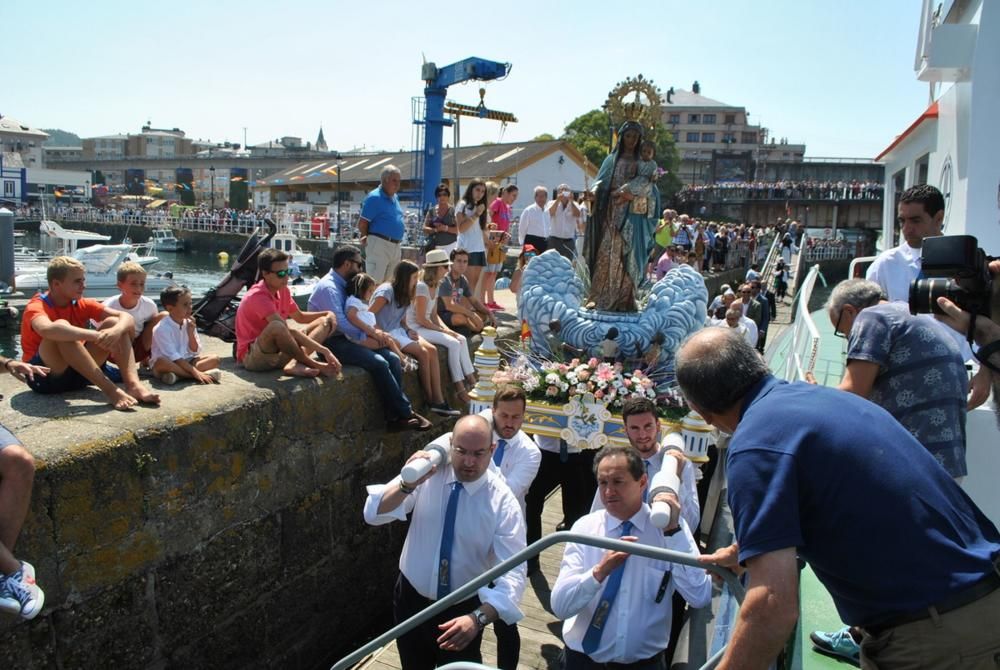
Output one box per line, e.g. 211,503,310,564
316,126,328,152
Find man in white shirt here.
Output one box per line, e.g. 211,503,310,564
425,385,540,670
551,445,711,668
866,184,990,407
593,396,702,662
518,186,550,252
547,183,581,260
363,415,527,669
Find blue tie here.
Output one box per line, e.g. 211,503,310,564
642,460,651,503
581,520,633,654
493,439,507,466
437,482,463,599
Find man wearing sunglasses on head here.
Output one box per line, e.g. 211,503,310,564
235,248,342,378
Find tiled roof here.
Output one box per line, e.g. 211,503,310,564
257,140,593,187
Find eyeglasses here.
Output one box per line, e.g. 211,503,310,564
270,269,290,278
833,310,847,339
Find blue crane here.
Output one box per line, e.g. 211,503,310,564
419,57,512,207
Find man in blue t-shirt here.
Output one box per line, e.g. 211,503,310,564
309,244,431,432
676,328,1000,669
358,165,406,283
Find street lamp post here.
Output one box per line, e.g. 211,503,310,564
209,166,216,210
335,152,343,236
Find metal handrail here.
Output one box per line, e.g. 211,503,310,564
331,531,745,670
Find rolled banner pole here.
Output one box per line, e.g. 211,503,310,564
648,457,681,530
400,443,451,486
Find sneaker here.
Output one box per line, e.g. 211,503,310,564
19,561,35,584
429,402,461,417
487,301,506,312
160,372,178,385
205,369,222,383
810,626,860,666
0,570,44,620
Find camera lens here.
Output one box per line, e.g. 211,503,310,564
909,278,962,315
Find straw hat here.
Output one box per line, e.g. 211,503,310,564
424,249,451,267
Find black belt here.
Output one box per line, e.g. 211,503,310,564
369,232,401,244
864,568,1000,635
565,648,664,669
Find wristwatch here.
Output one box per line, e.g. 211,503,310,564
471,608,489,629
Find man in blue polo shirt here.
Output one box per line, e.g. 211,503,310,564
358,165,406,283
309,244,431,432
676,328,1000,669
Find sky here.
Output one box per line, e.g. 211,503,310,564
8,0,931,159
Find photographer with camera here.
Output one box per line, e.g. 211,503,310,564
934,257,1000,425
866,184,991,408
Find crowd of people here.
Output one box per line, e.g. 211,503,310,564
4,172,1000,670
676,179,884,202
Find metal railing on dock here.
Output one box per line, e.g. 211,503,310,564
332,531,744,670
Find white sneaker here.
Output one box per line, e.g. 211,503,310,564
160,372,178,385
0,570,44,619
205,369,222,383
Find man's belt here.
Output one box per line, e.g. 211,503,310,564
864,568,1000,635
566,648,664,669
369,232,401,244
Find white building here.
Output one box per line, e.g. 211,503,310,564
0,114,48,169
875,0,1000,252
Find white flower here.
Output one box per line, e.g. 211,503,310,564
559,382,569,392
545,373,560,385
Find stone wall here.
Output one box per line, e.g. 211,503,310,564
0,356,447,669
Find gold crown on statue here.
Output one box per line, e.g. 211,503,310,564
605,75,663,131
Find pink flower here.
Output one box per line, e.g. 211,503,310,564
588,357,599,367
596,367,615,382
633,370,642,377
578,370,590,381
558,364,569,374
623,378,632,388
569,358,580,367
594,390,604,400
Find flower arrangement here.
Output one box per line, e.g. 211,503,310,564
492,356,689,421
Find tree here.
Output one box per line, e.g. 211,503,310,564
532,133,556,141
561,109,681,200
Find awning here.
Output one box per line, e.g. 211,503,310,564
147,199,168,209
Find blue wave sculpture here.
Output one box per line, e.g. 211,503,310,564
518,250,708,365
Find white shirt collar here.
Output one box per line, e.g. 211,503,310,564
443,466,490,496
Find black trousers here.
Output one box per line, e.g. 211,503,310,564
563,647,666,670
393,573,483,670
523,234,548,253
525,447,597,551
493,619,520,670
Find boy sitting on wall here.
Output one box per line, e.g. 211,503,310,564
150,286,222,385
103,261,165,367
19,256,161,410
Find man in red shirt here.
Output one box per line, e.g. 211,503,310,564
235,248,341,377
19,256,160,410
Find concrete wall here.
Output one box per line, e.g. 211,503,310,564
0,348,443,669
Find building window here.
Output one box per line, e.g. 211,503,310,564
725,114,736,125
668,113,680,124
672,131,680,142
688,113,700,124
915,153,930,185
686,132,700,142
703,114,716,125
722,132,735,144
701,133,716,143
742,132,758,144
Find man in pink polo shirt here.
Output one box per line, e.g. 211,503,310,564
235,248,342,377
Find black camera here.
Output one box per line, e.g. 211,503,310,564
908,235,993,317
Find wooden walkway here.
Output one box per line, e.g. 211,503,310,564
355,491,569,670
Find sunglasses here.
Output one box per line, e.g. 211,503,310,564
270,269,290,278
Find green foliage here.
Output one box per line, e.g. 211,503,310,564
532,133,556,141
41,129,82,146
561,108,681,200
